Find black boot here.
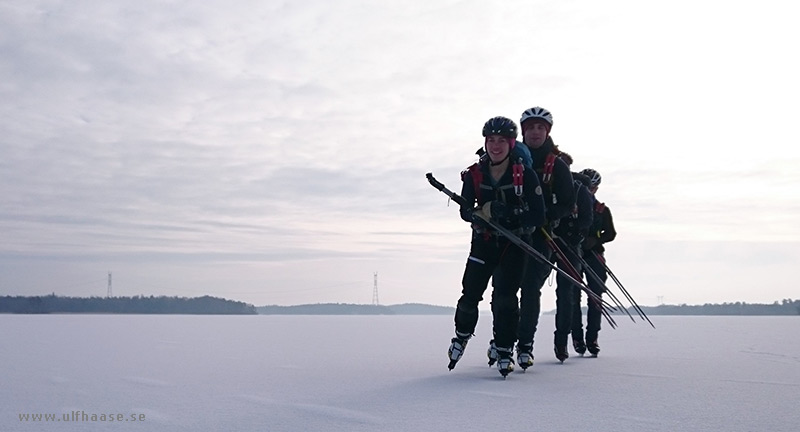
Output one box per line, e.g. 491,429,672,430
447,331,471,370
586,339,600,357
496,346,515,378
573,338,587,356
554,345,569,363
516,342,534,371
487,339,498,366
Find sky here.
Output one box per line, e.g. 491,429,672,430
2,0,799,307
3,315,799,431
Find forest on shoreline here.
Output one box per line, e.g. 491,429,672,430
0,294,256,314
256,300,800,316
2,296,797,315
636,299,799,316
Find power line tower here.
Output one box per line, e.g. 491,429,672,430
372,272,379,306
107,271,112,298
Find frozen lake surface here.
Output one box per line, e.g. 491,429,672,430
2,314,799,431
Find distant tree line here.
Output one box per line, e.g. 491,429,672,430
257,303,455,315
635,299,800,316
0,294,257,314
259,300,800,316
8,296,794,316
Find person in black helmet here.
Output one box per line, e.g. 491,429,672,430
447,116,546,378
513,106,576,368
548,154,594,362
571,168,616,357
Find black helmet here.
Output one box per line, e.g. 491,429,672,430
482,116,518,139
580,168,602,186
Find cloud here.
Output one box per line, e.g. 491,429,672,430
1,0,799,306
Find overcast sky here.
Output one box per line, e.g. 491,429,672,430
2,0,798,307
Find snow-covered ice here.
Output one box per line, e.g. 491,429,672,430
2,314,798,431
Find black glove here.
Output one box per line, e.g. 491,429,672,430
472,201,508,222
553,219,570,237
583,237,598,250
563,231,583,246
486,200,508,220
470,209,492,231
542,219,558,234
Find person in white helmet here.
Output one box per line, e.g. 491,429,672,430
520,107,576,365
488,107,577,368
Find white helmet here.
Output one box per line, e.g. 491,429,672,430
581,168,602,186
520,107,553,127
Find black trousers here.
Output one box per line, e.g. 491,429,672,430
455,234,525,350
571,250,606,342
553,242,581,346
517,233,552,348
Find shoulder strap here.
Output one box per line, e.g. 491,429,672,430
461,163,483,202
542,153,557,185
512,160,524,196
595,201,606,213
569,182,584,218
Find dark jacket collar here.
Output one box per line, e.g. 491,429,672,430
529,136,556,168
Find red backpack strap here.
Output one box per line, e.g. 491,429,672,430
595,201,606,213
461,163,483,202
512,161,524,196
542,153,556,184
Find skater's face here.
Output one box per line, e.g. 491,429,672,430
522,121,549,149
589,185,599,195
485,135,511,163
